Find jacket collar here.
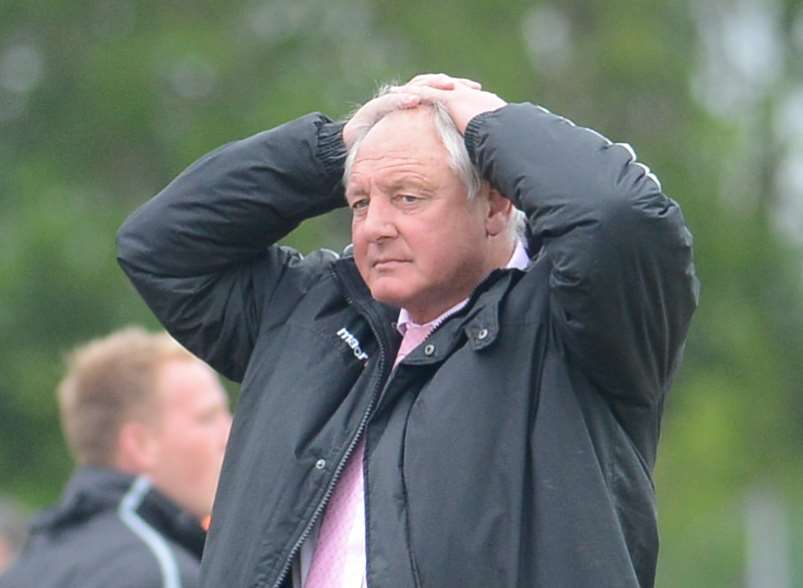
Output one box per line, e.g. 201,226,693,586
406,268,517,365
332,257,401,360
32,466,206,558
333,255,522,366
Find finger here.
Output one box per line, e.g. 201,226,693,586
343,92,422,147
455,77,482,90
407,73,456,90
407,73,446,84
404,74,481,93
392,91,422,107
389,84,449,99
364,92,421,118
395,92,422,108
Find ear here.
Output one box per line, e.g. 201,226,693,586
115,421,158,474
484,186,513,238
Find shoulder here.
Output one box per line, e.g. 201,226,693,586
94,540,200,587
87,519,200,587
0,518,170,588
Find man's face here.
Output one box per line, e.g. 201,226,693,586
146,359,232,520
346,108,496,323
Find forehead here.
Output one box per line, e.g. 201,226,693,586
349,108,450,182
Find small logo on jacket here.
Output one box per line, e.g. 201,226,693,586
337,327,369,361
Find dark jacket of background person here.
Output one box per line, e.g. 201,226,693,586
117,103,699,587
0,467,205,588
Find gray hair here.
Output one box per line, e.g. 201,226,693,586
343,85,527,241
344,87,480,198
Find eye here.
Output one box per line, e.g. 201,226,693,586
349,197,369,214
395,194,421,206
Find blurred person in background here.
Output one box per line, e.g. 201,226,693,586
0,327,232,588
118,74,698,587
0,498,28,574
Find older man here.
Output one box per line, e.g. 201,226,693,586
117,75,698,587
0,328,232,588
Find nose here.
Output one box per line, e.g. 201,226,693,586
360,197,398,242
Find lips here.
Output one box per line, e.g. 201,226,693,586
372,258,409,269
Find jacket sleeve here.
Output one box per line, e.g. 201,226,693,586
465,103,700,405
116,113,348,382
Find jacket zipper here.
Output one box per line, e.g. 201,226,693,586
270,297,391,588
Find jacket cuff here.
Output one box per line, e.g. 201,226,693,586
463,107,508,165
464,112,488,164
316,120,348,181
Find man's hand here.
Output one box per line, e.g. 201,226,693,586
391,79,507,134
342,73,490,148
403,73,482,92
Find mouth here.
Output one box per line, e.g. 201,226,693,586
372,259,409,270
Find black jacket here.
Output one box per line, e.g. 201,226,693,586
0,467,205,588
117,103,699,587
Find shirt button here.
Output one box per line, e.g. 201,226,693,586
315,459,326,470
424,344,435,356
477,328,489,340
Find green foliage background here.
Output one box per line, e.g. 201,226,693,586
2,0,802,585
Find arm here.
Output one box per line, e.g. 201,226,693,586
465,103,699,405
117,114,347,381
117,84,437,382
394,80,698,403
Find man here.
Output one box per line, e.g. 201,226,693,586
117,74,699,587
0,327,232,588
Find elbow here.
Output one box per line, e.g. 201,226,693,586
598,181,690,252
116,216,135,268
116,209,148,278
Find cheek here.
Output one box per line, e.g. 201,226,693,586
351,236,374,283
351,218,365,247
422,232,477,274
351,224,366,258
174,439,216,484
163,426,207,463
411,231,452,269
353,250,371,284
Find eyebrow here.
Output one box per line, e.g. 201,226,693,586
346,172,437,199
344,185,366,201
371,171,438,196
386,177,433,191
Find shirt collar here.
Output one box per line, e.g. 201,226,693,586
397,240,529,335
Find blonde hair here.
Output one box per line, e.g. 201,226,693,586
56,327,194,467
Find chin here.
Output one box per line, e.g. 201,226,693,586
368,283,411,309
